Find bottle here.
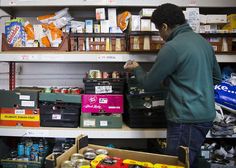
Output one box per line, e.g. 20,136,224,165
17,140,25,157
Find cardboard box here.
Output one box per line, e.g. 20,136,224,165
141,19,151,31
108,8,117,27
96,8,105,20
129,15,141,31
85,20,93,33
206,15,227,24
46,135,189,168
0,108,40,127
82,94,123,113
139,8,155,18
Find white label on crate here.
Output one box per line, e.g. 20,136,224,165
19,95,30,100
52,114,62,120
21,101,35,107
83,119,96,127
95,86,112,94
99,98,108,104
15,109,25,115
152,100,165,107
100,120,108,127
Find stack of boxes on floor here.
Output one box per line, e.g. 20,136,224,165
80,70,124,128
124,75,167,128
0,88,42,127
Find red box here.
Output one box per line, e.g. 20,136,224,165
0,108,40,127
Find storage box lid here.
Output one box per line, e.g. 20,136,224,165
39,93,81,104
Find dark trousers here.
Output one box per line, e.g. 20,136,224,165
166,121,213,168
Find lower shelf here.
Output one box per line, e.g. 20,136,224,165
0,124,167,138
0,125,235,139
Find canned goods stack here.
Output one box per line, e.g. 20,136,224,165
1,138,49,168
124,74,167,128
45,87,83,95
80,70,124,128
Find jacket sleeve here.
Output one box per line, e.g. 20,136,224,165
133,44,178,92
212,53,222,85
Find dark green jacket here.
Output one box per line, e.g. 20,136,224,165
134,23,221,123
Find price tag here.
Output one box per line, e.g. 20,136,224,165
97,54,123,62
100,120,108,127
95,86,112,94
152,100,165,107
25,130,49,137
52,114,62,120
83,119,96,127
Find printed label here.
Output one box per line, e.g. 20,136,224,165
100,120,108,127
152,100,165,107
83,119,96,127
19,95,30,100
52,114,61,120
95,86,112,94
21,101,35,107
1,114,39,121
99,98,108,104
15,109,25,115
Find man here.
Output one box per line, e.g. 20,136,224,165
124,3,221,168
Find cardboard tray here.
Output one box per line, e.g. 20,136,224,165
46,135,190,168
2,33,69,51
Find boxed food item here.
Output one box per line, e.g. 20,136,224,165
141,19,151,31
0,108,40,127
129,15,141,31
45,135,189,168
82,94,123,113
139,8,155,18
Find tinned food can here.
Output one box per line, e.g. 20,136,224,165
75,159,90,167
95,149,108,155
83,151,96,160
61,160,73,168
71,153,84,166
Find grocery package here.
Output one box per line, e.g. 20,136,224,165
117,11,131,31
214,73,236,113
5,18,26,47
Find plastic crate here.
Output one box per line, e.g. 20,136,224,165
83,78,125,94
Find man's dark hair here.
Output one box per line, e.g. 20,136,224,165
151,3,186,29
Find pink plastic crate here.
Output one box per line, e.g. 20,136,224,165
82,94,123,113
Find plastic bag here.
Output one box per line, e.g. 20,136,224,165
214,73,236,112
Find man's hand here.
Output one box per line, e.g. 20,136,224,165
123,60,140,71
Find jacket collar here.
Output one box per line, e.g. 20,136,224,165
166,23,193,42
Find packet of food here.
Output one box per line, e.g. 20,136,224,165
5,18,26,47
24,21,35,47
50,13,73,29
33,24,51,47
117,11,131,31
46,23,63,47
37,14,55,24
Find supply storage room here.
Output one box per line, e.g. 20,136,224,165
0,0,236,168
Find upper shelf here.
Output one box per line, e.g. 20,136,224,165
0,52,235,63
1,0,236,7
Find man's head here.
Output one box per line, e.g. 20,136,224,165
151,3,186,41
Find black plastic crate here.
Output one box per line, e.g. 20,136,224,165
83,78,125,94
126,92,167,110
123,108,167,128
39,102,80,128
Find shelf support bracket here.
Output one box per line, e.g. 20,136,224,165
9,62,16,90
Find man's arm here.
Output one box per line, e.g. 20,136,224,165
133,44,178,92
